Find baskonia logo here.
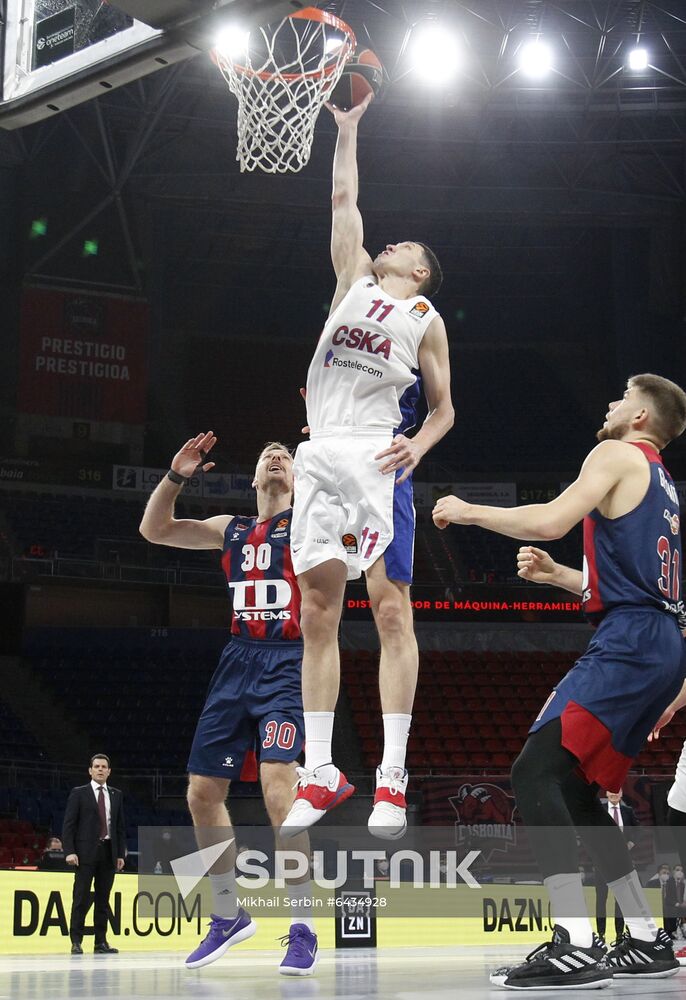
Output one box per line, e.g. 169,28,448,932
450,782,518,861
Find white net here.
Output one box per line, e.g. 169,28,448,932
213,8,355,174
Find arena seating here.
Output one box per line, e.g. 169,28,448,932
29,644,217,771
1,490,223,572
2,488,584,586
0,787,190,862
0,700,45,761
0,817,46,867
341,648,685,775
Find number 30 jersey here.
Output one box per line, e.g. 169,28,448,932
582,442,684,626
305,276,439,435
221,510,302,641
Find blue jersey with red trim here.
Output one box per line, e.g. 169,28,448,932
582,442,684,625
220,509,301,641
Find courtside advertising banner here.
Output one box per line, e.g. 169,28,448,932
17,288,148,424
112,466,259,501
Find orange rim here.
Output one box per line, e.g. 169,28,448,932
213,5,356,83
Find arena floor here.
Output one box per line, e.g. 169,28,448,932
0,948,684,999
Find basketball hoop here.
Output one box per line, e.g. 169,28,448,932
213,7,356,174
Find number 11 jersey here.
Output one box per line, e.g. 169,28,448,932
305,276,438,435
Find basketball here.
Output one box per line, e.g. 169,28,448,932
329,48,384,111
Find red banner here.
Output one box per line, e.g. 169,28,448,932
17,289,148,424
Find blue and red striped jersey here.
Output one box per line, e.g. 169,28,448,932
582,442,683,625
220,509,301,641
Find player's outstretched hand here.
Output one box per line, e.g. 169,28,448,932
432,495,469,530
171,432,216,479
375,434,422,484
325,92,373,128
648,707,675,742
517,546,557,584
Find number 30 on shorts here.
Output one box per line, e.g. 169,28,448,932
262,720,296,750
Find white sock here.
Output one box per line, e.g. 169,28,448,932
380,714,412,771
304,712,335,772
607,869,658,942
289,879,315,931
209,870,238,919
543,872,594,947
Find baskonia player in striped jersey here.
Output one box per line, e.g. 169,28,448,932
221,507,301,641
434,374,686,989
139,434,319,977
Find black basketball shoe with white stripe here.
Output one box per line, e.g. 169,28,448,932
490,925,611,990
606,928,679,978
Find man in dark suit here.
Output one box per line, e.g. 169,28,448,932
62,754,126,954
595,788,638,943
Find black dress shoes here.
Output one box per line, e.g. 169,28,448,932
70,943,83,955
94,942,119,954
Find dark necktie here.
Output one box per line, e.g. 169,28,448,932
612,804,620,826
98,787,108,839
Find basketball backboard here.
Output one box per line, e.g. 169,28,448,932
0,0,302,129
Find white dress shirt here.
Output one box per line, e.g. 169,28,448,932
91,780,111,839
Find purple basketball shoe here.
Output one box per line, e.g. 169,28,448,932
279,924,318,976
185,909,256,969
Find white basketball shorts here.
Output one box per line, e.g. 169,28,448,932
291,433,396,581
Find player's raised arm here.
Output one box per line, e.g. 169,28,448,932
139,432,230,550
433,439,633,539
517,546,583,596
327,96,374,312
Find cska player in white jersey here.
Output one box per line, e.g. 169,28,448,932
282,95,454,840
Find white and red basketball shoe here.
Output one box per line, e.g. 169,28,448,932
280,764,355,839
368,766,408,840
675,943,686,966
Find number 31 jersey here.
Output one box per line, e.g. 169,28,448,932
582,442,684,625
305,276,438,434
221,510,302,641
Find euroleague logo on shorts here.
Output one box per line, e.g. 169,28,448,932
450,782,518,861
342,533,358,554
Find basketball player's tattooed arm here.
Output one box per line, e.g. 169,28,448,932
139,432,230,550
376,315,454,483
433,439,632,540
516,546,583,596
327,94,374,313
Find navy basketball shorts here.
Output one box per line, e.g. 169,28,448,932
187,636,304,781
530,606,686,792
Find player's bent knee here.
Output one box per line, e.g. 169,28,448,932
372,595,412,642
300,598,338,643
187,774,229,818
510,746,541,804
260,765,296,826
